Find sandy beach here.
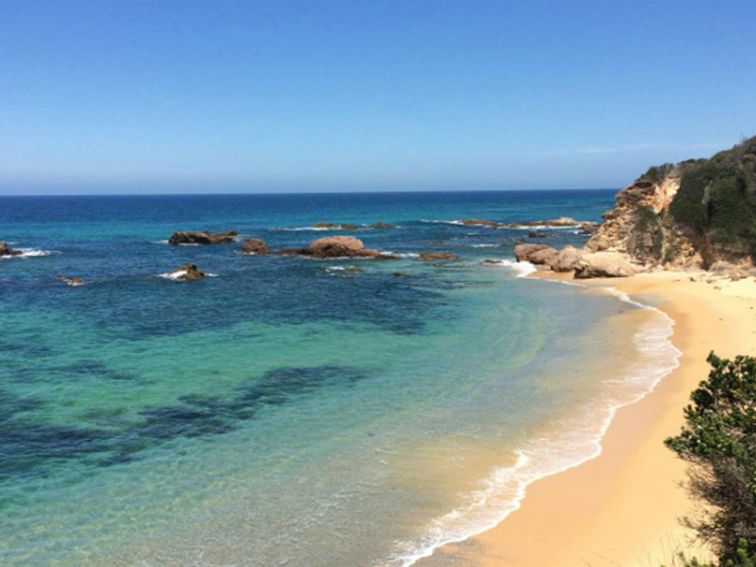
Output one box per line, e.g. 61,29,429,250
419,270,756,567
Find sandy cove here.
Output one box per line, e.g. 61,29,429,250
418,270,756,567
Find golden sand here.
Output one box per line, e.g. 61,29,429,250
418,271,756,567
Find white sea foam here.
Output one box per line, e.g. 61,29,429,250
391,279,681,567
486,259,536,278
469,243,497,248
0,248,57,259
158,271,218,280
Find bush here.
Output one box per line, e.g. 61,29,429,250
665,353,756,566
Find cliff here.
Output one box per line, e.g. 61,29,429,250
587,136,756,270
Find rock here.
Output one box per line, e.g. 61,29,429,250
241,238,271,255
482,259,501,264
551,246,584,272
514,243,550,262
709,260,738,274
528,246,559,266
514,236,527,244
313,222,359,230
461,219,502,228
0,241,21,256
506,217,599,229
729,270,748,282
169,230,238,245
418,252,460,261
574,253,636,279
57,275,84,286
393,272,408,277
280,236,397,259
168,263,206,281
527,230,552,238
369,222,395,229
344,265,362,273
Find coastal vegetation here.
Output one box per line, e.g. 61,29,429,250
665,353,756,566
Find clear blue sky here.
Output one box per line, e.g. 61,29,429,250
1,0,754,194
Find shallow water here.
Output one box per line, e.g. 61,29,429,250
0,190,678,565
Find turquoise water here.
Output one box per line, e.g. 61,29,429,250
0,191,679,565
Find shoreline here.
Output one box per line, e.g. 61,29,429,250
416,269,756,566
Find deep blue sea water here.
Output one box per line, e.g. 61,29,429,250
0,190,679,566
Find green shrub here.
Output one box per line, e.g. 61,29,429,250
665,353,756,566
635,205,660,232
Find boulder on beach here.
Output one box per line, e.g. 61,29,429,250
418,252,460,261
527,246,559,266
313,222,359,230
551,246,584,272
168,230,238,245
574,252,636,279
57,275,84,287
241,238,271,255
0,241,21,257
514,243,550,262
168,263,206,281
280,236,397,259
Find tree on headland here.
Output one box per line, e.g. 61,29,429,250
665,353,756,566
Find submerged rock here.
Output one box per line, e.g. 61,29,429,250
418,252,460,261
241,238,271,255
280,236,397,259
57,275,84,287
0,241,21,257
507,217,599,230
574,252,636,278
168,230,238,245
368,222,395,229
313,222,359,230
527,230,552,238
460,219,503,228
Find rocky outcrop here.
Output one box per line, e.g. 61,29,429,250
57,275,84,286
167,263,206,281
0,242,21,256
241,239,270,255
551,246,584,272
528,247,559,266
369,222,395,229
169,230,238,245
279,236,397,259
574,252,636,279
514,243,550,262
418,252,460,261
313,222,359,230
586,136,756,270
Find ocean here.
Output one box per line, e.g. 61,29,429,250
0,190,679,566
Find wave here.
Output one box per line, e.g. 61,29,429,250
158,271,218,280
0,248,57,259
485,259,536,278
468,243,498,248
390,280,681,567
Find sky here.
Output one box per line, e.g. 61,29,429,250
0,0,755,195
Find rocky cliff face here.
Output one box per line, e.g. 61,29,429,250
587,136,756,270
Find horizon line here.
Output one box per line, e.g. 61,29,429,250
0,186,619,198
